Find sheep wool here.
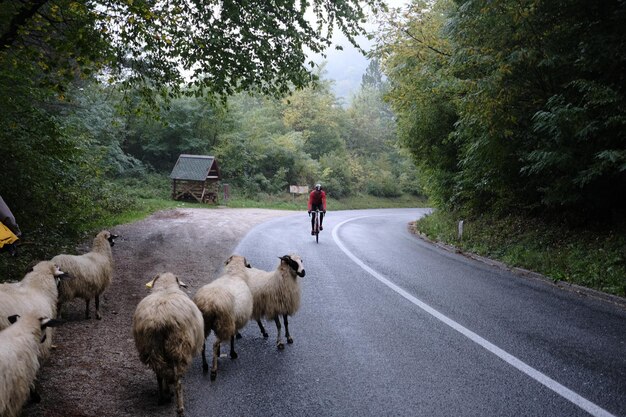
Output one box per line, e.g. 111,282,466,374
244,254,305,349
53,230,117,320
0,260,65,358
132,272,204,415
0,313,60,417
192,255,253,381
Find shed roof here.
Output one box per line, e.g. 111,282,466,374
169,154,219,181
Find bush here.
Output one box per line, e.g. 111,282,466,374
366,172,403,198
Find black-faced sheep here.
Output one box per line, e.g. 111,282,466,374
52,230,117,320
132,272,204,416
0,313,61,417
244,254,305,349
192,255,253,381
0,260,67,358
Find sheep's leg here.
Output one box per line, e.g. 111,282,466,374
284,314,293,344
95,294,102,320
256,320,269,338
157,374,170,405
30,386,41,403
229,335,238,359
211,340,220,381
274,316,284,350
84,298,91,319
56,301,63,319
201,342,209,372
174,372,184,415
235,331,242,339
156,374,163,404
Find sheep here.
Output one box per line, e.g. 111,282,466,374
0,313,61,417
132,272,203,416
52,230,118,320
192,255,253,381
0,260,67,358
244,254,306,350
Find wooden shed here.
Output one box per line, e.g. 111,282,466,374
170,154,221,204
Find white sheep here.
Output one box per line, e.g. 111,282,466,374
0,313,61,417
52,230,117,320
0,260,67,358
244,254,305,349
132,272,204,416
192,254,253,381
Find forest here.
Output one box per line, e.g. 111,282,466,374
380,0,625,222
1,0,625,293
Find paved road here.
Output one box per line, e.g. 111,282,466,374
184,208,626,417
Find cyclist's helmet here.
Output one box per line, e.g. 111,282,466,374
315,183,322,191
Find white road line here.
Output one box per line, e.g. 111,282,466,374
332,216,617,417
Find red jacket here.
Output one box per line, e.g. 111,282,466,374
307,189,326,211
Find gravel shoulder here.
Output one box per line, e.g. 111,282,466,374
23,207,296,417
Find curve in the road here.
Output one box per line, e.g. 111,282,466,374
332,215,617,417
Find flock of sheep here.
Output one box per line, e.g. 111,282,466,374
0,229,306,417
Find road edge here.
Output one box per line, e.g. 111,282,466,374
408,222,626,311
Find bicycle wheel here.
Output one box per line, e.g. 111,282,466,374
315,211,320,243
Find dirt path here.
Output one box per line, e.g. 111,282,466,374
23,208,296,417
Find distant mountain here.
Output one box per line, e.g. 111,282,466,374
309,0,407,104
321,35,373,103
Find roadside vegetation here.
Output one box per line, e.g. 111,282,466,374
414,210,626,297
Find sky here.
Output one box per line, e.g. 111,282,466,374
311,0,409,103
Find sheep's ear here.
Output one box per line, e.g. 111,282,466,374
40,317,62,329
8,314,20,324
244,258,251,268
224,255,234,265
53,265,69,278
176,277,188,288
107,232,118,247
145,275,158,289
279,255,291,262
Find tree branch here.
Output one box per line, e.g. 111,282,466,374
402,28,451,57
0,0,49,49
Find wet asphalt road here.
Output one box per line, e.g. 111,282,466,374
183,208,626,417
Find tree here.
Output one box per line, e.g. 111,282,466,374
282,78,347,159
1,0,386,103
447,0,626,217
123,94,226,171
361,58,385,90
345,84,396,156
378,0,459,208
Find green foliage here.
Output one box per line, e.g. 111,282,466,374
124,94,226,171
414,210,626,296
0,80,106,240
366,172,403,198
345,85,396,156
319,151,354,198
283,77,347,159
2,0,386,108
380,0,626,222
378,0,460,209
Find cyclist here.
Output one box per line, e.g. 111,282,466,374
307,183,326,235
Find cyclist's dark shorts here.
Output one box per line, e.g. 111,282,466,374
311,203,324,212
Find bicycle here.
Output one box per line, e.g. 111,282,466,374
310,209,321,243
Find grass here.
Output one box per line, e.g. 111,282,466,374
224,192,428,211
413,210,626,297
